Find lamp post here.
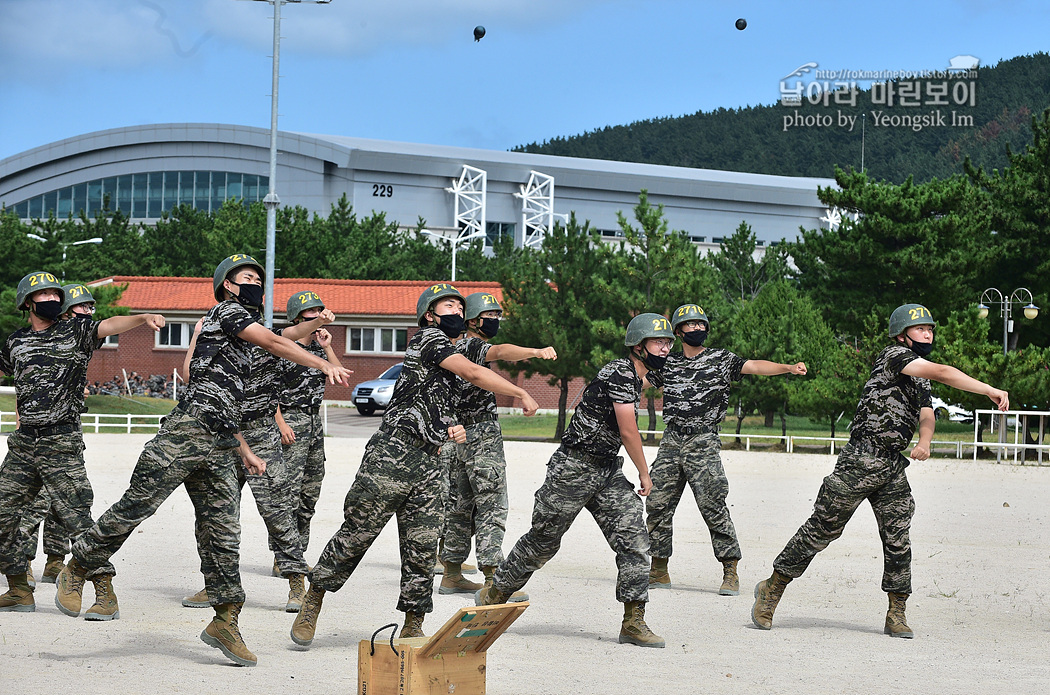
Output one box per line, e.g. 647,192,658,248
25,234,103,279
977,287,1040,355
422,229,487,282
245,0,332,326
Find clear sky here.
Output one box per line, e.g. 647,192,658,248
1,0,1048,162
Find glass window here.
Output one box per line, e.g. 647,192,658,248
102,178,117,213
210,171,226,212
43,191,58,217
88,179,103,217
156,322,189,348
102,334,118,347
29,195,43,219
195,171,211,213
14,201,29,218
147,172,164,218
162,172,178,213
131,174,147,218
485,222,514,247
179,171,194,209
56,187,72,218
348,327,407,353
115,175,132,214
226,173,243,201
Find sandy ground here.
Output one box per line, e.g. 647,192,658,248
1,433,1048,695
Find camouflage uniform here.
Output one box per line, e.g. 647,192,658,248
492,358,650,603
19,489,68,561
441,337,508,567
277,339,328,554
233,325,308,576
309,326,457,613
436,441,456,544
645,348,745,561
0,316,114,579
70,300,258,604
773,344,928,593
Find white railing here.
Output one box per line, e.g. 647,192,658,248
0,411,164,434
973,409,1050,465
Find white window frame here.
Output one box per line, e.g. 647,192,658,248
155,321,193,349
345,326,409,355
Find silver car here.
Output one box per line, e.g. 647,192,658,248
350,363,403,416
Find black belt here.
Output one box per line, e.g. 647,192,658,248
460,413,498,426
847,437,902,461
283,405,321,415
241,416,277,431
666,422,718,437
558,446,617,467
377,424,440,457
18,422,80,439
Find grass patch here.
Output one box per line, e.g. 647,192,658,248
1,394,175,433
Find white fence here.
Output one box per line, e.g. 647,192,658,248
1,411,165,434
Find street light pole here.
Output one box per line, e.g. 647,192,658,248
977,287,1040,355
25,234,103,279
247,0,332,327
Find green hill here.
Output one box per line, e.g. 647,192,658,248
516,53,1050,184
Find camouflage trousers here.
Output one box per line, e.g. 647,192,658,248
0,430,113,578
645,429,741,561
20,487,70,559
310,428,442,614
71,410,247,604
235,419,308,576
773,440,915,594
437,442,456,542
442,420,508,567
280,408,326,555
493,447,650,603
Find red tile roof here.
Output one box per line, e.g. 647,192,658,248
88,277,504,316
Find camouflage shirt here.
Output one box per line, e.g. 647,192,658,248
848,344,932,453
181,300,258,436
0,316,100,427
661,348,746,428
382,326,458,446
240,322,286,424
278,339,328,410
560,358,642,459
451,336,496,423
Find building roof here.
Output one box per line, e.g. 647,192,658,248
89,276,503,317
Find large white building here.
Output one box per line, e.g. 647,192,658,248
1,123,834,253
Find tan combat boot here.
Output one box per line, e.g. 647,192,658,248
400,611,425,638
474,582,509,606
477,567,529,604
84,574,120,621
751,570,792,630
439,562,484,595
182,588,210,608
885,592,914,638
272,557,281,578
719,559,740,596
55,558,88,617
290,585,325,647
648,557,671,588
42,554,65,584
618,601,665,648
200,602,257,666
0,573,35,612
26,564,36,589
286,573,306,613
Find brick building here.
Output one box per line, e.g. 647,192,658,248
87,276,591,411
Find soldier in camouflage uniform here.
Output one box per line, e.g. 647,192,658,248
290,283,539,647
1,273,164,616
752,303,1009,638
56,255,351,667
275,291,342,562
439,292,557,597
19,284,99,586
646,304,806,595
477,313,674,649
179,292,338,614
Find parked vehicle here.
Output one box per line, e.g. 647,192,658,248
350,363,403,416
931,396,973,424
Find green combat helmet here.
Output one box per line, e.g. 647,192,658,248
888,303,935,337
625,313,674,347
464,292,502,321
416,283,465,327
61,283,96,315
16,271,64,310
212,254,264,302
287,290,325,323
670,304,709,334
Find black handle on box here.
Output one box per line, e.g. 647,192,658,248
370,623,399,656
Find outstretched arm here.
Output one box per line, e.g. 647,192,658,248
237,322,353,386
98,313,165,339
741,360,807,376
485,344,558,363
438,353,538,415
283,309,336,343
614,402,651,496
902,360,1009,410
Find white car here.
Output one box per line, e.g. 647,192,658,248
931,396,973,424
350,363,403,416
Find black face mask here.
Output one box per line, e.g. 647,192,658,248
478,317,500,338
230,282,264,309
910,339,934,358
681,329,708,347
642,350,667,371
33,300,63,322
435,313,465,339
